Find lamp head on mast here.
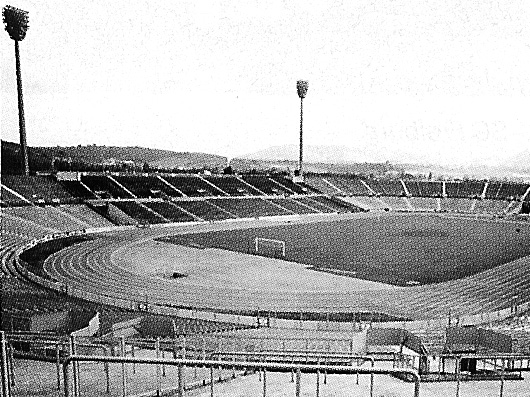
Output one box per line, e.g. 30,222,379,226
297,80,308,99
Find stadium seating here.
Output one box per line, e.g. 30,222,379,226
207,198,291,218
491,182,529,201
81,174,135,199
1,175,74,204
161,175,223,197
445,181,485,198
204,175,261,196
473,199,510,215
174,200,235,221
303,175,340,195
408,197,438,211
268,198,320,214
1,184,30,206
2,206,87,233
269,176,307,194
111,201,168,224
325,176,373,196
60,180,98,199
484,182,503,199
416,181,443,197
58,204,116,228
379,196,410,211
113,175,183,198
143,201,196,223
439,198,474,213
240,175,285,195
338,196,387,211
366,179,406,196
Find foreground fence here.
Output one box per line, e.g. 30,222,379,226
3,330,530,397
61,355,421,397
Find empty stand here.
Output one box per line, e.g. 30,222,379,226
408,197,438,211
1,175,74,203
268,198,320,214
484,182,503,199
492,182,529,200
416,181,443,197
269,175,307,194
3,206,87,233
445,181,485,198
367,179,406,196
207,198,291,218
143,201,196,222
59,204,115,228
473,199,510,215
113,175,183,198
161,175,222,197
1,184,30,206
175,200,235,221
241,175,285,195
326,176,373,196
439,198,473,213
379,196,410,211
60,180,97,199
81,174,135,199
303,175,341,195
204,175,261,196
112,201,168,224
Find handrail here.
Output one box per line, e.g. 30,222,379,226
62,354,421,397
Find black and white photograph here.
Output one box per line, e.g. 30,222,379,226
1,1,530,396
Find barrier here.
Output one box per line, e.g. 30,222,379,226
62,354,421,397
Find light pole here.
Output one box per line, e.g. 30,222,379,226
296,80,308,179
3,5,30,175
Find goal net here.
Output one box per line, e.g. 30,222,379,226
254,237,286,259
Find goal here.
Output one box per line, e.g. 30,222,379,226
254,237,286,259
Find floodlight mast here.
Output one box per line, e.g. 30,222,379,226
3,5,30,175
296,80,308,179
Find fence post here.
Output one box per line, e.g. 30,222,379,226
178,364,184,397
63,359,70,397
1,331,10,397
210,366,214,397
155,338,161,396
316,359,320,397
69,334,79,397
56,343,61,391
104,347,110,394
262,367,267,397
7,344,14,389
131,343,136,374
499,358,505,397
370,358,374,397
295,367,301,397
121,336,127,397
455,356,461,397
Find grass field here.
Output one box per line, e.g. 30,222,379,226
160,213,530,286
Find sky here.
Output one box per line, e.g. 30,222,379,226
1,0,530,166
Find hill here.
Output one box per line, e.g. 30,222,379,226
1,141,227,174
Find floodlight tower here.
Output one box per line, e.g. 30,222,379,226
3,5,30,175
296,80,308,179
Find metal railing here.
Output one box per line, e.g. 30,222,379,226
62,354,421,397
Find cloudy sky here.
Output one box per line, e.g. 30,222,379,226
1,0,529,165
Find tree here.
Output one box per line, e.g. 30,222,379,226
3,5,30,175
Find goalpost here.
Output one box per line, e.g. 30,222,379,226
254,237,286,258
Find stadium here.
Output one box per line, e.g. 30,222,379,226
2,2,530,397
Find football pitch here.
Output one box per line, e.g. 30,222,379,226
160,213,530,286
